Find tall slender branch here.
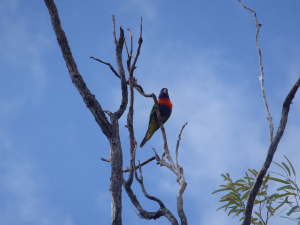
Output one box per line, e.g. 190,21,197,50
90,56,120,79
113,26,128,119
237,2,300,225
176,122,188,172
238,0,274,145
112,15,117,46
44,0,112,138
125,51,136,187
242,78,300,225
129,17,143,78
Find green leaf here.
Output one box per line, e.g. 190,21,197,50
251,217,258,222
254,211,262,219
235,179,246,183
280,216,298,221
284,156,296,176
273,201,286,213
268,193,280,200
248,169,258,177
282,162,291,177
212,188,231,194
221,174,227,179
277,185,296,191
236,208,244,217
286,178,300,192
269,171,286,178
254,199,265,204
287,205,299,216
257,191,267,196
266,206,274,216
273,161,287,173
278,192,297,198
268,177,289,184
242,190,250,200
236,186,249,192
263,174,270,185
228,207,238,216
216,204,227,211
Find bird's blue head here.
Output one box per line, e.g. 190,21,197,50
158,88,169,99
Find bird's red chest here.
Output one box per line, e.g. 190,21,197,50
158,98,173,110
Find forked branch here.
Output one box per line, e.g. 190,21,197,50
237,2,300,225
242,78,300,225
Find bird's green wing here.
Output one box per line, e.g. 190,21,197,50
162,111,172,123
146,105,160,139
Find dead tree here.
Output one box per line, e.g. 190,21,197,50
44,0,187,224
237,1,300,225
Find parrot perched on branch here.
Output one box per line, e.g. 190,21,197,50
140,88,173,148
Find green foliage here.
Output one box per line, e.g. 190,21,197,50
212,156,300,224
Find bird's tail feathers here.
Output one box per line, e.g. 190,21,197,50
140,136,147,148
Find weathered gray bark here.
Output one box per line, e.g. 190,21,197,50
44,1,127,224
237,1,300,224
242,78,300,225
44,1,188,224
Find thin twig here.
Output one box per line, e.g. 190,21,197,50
90,56,120,79
127,28,133,56
124,38,130,57
152,148,161,161
99,157,110,162
140,16,143,38
123,156,156,173
238,0,274,145
111,14,117,46
129,21,143,78
176,123,188,172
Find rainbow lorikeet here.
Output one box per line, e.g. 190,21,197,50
140,88,173,147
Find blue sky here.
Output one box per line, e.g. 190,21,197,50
1,0,300,224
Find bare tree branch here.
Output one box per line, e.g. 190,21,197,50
124,38,130,57
127,162,179,225
122,180,168,221
90,56,120,79
112,14,117,46
113,26,128,119
176,123,188,172
152,123,188,225
123,156,156,173
243,78,300,225
100,157,110,162
44,0,113,138
129,18,143,78
44,2,125,224
46,3,187,223
238,0,274,145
